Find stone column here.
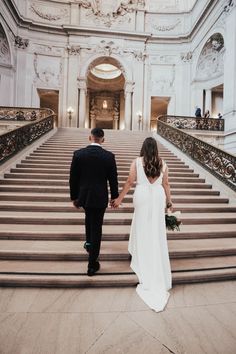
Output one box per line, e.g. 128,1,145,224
113,117,119,130
78,78,87,128
205,89,212,115
124,81,133,130
66,46,80,127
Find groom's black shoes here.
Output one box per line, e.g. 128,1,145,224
83,242,91,253
87,261,100,277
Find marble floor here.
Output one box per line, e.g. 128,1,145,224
0,281,235,354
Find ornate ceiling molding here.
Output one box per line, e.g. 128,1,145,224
30,2,69,21
76,0,145,27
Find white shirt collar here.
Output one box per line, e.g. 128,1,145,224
90,143,102,147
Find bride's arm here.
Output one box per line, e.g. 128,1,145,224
112,159,136,208
162,165,173,211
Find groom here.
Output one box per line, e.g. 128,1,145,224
69,128,119,276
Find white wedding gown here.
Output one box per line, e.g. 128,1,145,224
128,157,172,312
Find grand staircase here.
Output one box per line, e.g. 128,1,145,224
0,128,235,287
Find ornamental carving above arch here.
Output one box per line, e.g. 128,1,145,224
196,33,225,81
0,25,10,65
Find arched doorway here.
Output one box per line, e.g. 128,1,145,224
195,33,224,117
86,57,125,129
78,54,133,130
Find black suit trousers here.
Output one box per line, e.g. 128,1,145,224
84,207,106,267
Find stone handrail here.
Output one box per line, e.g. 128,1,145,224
0,107,53,121
159,115,224,131
157,117,235,191
0,107,55,164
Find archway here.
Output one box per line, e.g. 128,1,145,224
87,58,125,129
195,33,224,117
78,54,133,130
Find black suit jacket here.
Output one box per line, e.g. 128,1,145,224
69,145,119,208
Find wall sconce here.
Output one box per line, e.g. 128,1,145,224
67,106,74,127
102,100,108,109
137,111,142,130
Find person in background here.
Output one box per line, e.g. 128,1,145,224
218,112,223,119
195,107,202,117
204,109,210,118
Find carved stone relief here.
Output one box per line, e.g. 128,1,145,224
196,33,224,81
15,36,29,50
153,19,181,32
33,54,63,87
181,51,192,63
77,0,145,28
30,1,69,22
84,40,147,63
223,0,236,14
151,65,175,93
33,44,63,56
67,46,81,55
0,26,10,65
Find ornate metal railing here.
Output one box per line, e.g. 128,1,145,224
157,118,236,191
160,115,224,131
0,107,55,164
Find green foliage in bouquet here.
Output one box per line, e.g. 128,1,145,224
165,214,181,231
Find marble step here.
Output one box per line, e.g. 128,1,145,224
0,223,235,241
0,238,235,261
0,211,235,225
0,192,227,203
1,268,235,287
0,256,235,274
0,186,218,196
0,202,235,214
4,171,195,179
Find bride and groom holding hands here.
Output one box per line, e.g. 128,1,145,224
69,128,172,312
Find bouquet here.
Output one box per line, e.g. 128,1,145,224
165,211,182,231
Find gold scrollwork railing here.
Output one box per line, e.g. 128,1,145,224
157,118,235,191
0,107,55,164
160,115,224,131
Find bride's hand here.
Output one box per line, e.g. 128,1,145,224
111,197,122,208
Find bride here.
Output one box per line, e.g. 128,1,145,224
112,137,172,312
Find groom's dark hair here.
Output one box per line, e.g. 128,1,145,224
91,128,104,139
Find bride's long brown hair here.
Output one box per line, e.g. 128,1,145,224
140,137,163,178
